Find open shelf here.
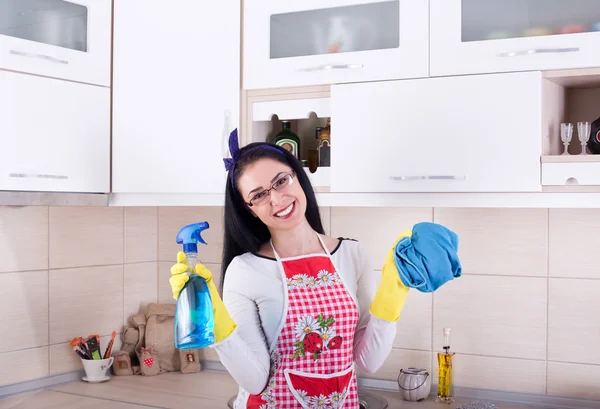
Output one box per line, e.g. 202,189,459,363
541,155,600,163
245,90,333,192
542,68,600,190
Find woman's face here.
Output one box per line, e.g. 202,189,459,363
237,158,307,232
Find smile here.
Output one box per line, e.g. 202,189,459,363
274,202,294,218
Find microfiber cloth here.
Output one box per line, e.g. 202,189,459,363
394,222,462,292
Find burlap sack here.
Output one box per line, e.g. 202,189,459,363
113,351,133,376
137,346,160,376
179,349,201,374
144,304,179,373
120,303,203,375
121,326,140,364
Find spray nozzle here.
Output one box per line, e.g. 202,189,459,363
176,222,210,254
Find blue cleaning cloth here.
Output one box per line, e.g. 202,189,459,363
394,222,462,292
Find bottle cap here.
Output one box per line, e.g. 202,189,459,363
443,328,451,336
176,222,210,255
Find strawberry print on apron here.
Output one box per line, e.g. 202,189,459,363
246,234,360,409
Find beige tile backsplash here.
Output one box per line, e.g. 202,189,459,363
0,206,48,273
433,275,547,360
124,207,158,263
549,209,600,279
124,262,158,324
49,207,124,269
0,271,48,353
0,205,598,402
434,208,548,276
548,278,600,365
393,291,432,351
49,265,124,344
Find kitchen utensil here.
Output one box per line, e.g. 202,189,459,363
104,330,117,359
397,367,431,401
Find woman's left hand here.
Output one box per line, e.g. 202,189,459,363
369,230,411,322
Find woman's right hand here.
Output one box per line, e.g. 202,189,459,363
170,251,237,344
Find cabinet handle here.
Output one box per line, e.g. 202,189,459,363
497,47,579,58
9,49,69,65
390,175,466,181
9,173,68,180
298,64,363,72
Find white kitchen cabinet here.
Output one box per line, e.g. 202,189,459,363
330,71,542,193
243,0,428,89
0,0,112,86
430,0,600,77
112,0,239,194
0,70,110,193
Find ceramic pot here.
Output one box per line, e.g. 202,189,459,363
397,367,431,402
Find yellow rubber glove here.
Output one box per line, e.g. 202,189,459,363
369,229,412,322
170,251,237,344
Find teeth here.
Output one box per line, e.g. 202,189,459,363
275,203,293,217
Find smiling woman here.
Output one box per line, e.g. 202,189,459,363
169,129,410,409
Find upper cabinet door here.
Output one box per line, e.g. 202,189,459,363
430,0,600,77
243,0,429,90
330,71,542,193
0,0,112,86
0,70,110,193
112,0,239,194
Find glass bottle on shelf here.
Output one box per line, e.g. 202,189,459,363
274,121,301,160
307,127,321,173
318,118,331,167
587,117,600,154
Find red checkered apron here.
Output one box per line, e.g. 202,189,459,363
246,235,360,409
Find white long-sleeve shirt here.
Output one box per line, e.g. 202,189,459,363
212,238,396,405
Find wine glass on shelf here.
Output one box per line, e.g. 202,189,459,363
561,123,573,155
577,121,591,155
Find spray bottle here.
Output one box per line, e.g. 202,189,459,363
174,222,215,349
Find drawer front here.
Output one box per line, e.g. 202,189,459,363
0,71,110,193
430,0,600,77
0,0,112,86
243,0,429,89
542,162,600,186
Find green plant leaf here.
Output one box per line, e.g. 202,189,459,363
313,352,319,361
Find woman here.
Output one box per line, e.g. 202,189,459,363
170,129,410,409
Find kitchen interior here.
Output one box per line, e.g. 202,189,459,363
1,0,600,408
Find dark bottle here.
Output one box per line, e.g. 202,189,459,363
587,116,600,154
274,121,301,159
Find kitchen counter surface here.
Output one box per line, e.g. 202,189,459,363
1,369,537,409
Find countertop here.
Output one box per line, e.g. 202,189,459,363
1,370,537,409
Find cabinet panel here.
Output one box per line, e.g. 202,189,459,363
112,0,240,194
331,72,542,193
244,0,428,89
430,0,600,76
0,0,112,86
0,71,110,192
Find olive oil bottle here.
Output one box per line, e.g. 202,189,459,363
437,328,454,403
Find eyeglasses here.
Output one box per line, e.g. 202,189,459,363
246,172,296,207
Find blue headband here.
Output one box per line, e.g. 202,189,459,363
223,128,285,187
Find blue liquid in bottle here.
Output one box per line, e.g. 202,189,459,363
174,222,215,349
